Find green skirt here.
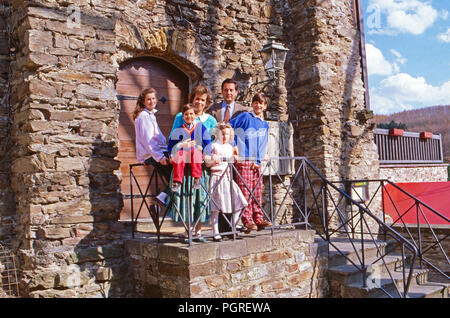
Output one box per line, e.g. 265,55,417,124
168,168,210,224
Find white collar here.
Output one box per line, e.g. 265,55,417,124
197,113,209,122
144,108,158,115
222,101,235,108
250,111,264,119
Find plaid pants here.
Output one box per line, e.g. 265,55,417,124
233,161,264,226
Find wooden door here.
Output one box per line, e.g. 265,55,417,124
116,57,189,220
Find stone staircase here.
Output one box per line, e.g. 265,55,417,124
325,237,449,298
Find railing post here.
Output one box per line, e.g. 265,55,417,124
360,206,367,288
230,161,237,241
381,180,386,242
130,164,135,239
187,167,192,246
269,159,274,235
416,202,423,269
303,160,307,229
155,170,161,243
402,244,407,298
323,180,330,242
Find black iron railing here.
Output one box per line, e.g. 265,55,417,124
126,157,437,297
332,179,449,283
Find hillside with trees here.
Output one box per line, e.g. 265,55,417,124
374,105,450,163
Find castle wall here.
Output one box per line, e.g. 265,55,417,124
7,0,298,298
2,0,378,297
287,0,380,230
0,0,15,245
380,164,449,183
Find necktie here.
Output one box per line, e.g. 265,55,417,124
224,104,230,123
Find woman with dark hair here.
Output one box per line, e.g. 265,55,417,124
169,83,218,134
167,84,218,241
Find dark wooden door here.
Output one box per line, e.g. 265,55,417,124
116,57,189,220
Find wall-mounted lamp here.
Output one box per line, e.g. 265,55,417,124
259,37,289,83
242,37,289,103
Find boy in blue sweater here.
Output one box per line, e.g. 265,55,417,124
229,93,272,233
168,104,212,192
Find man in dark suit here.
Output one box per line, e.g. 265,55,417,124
208,78,251,123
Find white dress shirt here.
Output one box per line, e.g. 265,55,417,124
135,108,168,163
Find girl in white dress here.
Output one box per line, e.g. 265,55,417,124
207,122,248,241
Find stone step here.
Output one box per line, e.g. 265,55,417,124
341,268,433,298
405,283,449,298
363,280,449,298
120,217,183,233
324,236,449,298
328,238,392,267
120,217,214,234
328,254,410,285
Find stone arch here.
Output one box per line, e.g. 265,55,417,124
110,24,206,220
114,54,198,220
111,24,204,86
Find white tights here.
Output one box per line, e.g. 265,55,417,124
211,211,240,238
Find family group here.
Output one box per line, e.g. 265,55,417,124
133,79,272,242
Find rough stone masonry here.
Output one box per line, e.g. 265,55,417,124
0,0,379,297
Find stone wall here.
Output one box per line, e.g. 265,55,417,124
0,0,373,297
8,1,127,297
126,230,328,298
380,164,449,183
286,0,379,230
0,1,16,246
3,0,300,297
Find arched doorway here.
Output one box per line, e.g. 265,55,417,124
116,57,189,220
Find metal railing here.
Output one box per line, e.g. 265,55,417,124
332,179,449,283
127,162,169,241
0,243,19,297
374,128,444,164
127,156,428,297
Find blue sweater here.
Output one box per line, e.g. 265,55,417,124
229,112,269,165
170,112,218,136
168,122,212,157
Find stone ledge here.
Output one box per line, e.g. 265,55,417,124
380,163,449,168
125,229,317,264
125,229,325,298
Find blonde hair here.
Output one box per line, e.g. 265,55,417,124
212,122,234,143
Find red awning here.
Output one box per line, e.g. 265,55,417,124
383,182,450,225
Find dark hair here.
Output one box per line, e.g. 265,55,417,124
181,103,196,114
221,78,238,91
251,92,267,105
188,83,213,111
133,87,157,120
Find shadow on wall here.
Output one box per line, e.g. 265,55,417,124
73,135,129,298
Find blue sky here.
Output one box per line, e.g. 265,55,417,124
362,0,450,114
